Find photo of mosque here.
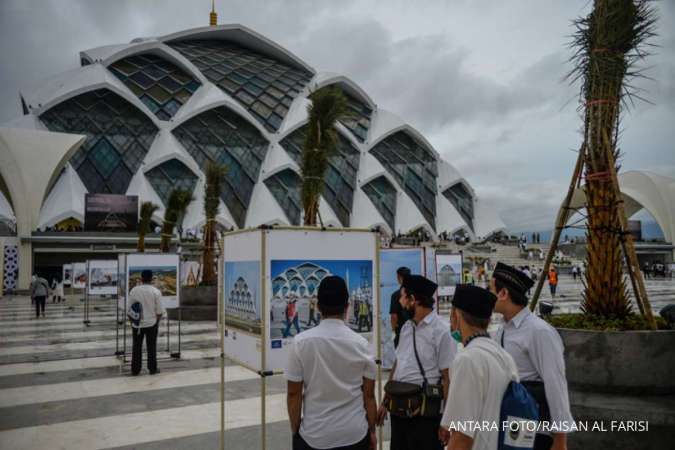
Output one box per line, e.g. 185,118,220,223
223,261,261,335
270,260,373,339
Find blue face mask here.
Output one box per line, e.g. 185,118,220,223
451,329,462,343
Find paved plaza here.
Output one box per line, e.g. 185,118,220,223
0,274,673,449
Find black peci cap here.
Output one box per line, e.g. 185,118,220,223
492,262,534,296
451,284,497,319
317,276,349,307
401,274,438,300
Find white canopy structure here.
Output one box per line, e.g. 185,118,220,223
569,170,675,252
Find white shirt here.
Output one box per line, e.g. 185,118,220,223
441,337,519,450
393,311,456,385
495,308,574,429
285,318,377,449
127,284,165,328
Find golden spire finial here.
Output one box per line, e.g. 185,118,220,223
209,0,217,26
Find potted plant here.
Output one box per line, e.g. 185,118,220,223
176,163,226,320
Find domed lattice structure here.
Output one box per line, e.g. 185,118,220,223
4,24,505,238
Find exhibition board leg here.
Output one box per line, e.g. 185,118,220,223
218,251,225,450
169,309,182,359
375,235,383,450
166,315,170,353
173,307,182,359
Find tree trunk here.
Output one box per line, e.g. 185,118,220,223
202,219,217,285
137,231,146,252
581,0,631,317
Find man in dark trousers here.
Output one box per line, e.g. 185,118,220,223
127,270,165,376
378,274,455,450
286,276,377,450
492,262,574,450
30,273,50,318
389,267,411,348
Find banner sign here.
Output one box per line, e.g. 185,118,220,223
84,194,138,232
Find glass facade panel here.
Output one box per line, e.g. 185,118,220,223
168,39,313,132
172,106,269,228
361,176,397,232
40,88,158,194
339,89,372,142
145,159,198,207
263,169,302,225
279,126,359,226
442,183,475,232
109,53,201,120
369,131,437,229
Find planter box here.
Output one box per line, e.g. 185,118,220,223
558,328,675,395
167,285,217,321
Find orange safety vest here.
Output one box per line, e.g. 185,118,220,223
548,271,558,285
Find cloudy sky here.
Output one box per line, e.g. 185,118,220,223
1,0,673,231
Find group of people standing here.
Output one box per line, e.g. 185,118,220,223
285,262,573,450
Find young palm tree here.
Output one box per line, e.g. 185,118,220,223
159,189,193,253
301,86,348,226
137,201,159,252
570,0,656,318
202,162,226,285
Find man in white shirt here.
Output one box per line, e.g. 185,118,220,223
285,276,377,450
440,284,519,450
491,263,574,450
377,274,455,450
127,270,165,376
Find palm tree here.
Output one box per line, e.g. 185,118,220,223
301,86,348,226
159,189,193,253
569,0,656,318
202,162,227,285
137,201,159,252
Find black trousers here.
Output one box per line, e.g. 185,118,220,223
534,434,554,450
131,321,159,375
34,296,46,317
293,432,369,450
390,415,442,450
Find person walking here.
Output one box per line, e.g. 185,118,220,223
127,270,165,376
358,300,370,332
30,273,50,318
571,266,578,282
439,284,519,450
307,295,319,327
548,267,558,299
286,276,377,450
378,275,455,450
284,296,301,337
389,267,411,348
491,263,574,450
55,278,65,303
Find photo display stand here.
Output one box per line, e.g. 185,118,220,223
434,250,463,298
84,259,119,326
378,247,425,371
220,226,381,450
115,253,182,367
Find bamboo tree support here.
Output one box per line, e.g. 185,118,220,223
530,136,657,330
601,130,656,329
529,145,587,311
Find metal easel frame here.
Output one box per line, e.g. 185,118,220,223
116,253,182,365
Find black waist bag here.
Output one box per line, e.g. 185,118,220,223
384,380,422,417
385,325,444,418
